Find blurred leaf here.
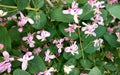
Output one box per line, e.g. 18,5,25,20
0,26,11,50
105,63,116,71
32,0,44,8
101,9,108,21
80,59,92,68
16,0,29,10
80,4,94,20
59,23,78,40
104,32,120,47
13,69,30,75
78,0,88,4
95,25,106,38
27,54,46,74
50,8,74,23
84,44,97,54
88,67,102,75
28,11,47,29
106,4,120,19
70,68,80,75
65,58,77,66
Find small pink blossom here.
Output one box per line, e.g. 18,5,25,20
44,49,56,63
18,12,34,27
93,38,103,50
64,41,79,55
0,43,4,50
116,32,120,42
0,51,14,73
64,24,80,36
53,38,64,54
18,27,23,32
18,52,34,71
107,27,114,34
63,1,83,23
64,65,74,74
107,0,118,4
88,0,97,7
36,30,50,41
2,51,14,62
82,22,98,37
33,47,42,55
80,73,88,75
37,67,56,75
22,33,35,48
0,62,11,73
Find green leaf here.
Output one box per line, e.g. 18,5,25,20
105,63,116,71
65,58,77,66
106,4,120,19
27,55,46,74
0,26,11,50
32,0,44,8
28,11,47,29
50,8,74,23
80,59,92,68
104,32,120,47
13,69,30,75
65,0,73,4
84,44,97,54
77,0,88,4
59,23,78,40
95,25,106,38
70,68,80,75
16,0,29,10
80,4,94,20
88,67,102,75
8,27,21,41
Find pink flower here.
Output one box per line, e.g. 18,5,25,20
18,52,34,71
64,24,80,36
116,32,120,42
107,0,118,4
80,73,88,75
18,12,34,27
93,38,103,50
18,27,23,32
0,51,14,73
0,62,11,73
2,51,14,62
37,67,56,75
64,41,79,55
22,33,35,48
88,0,97,7
33,47,42,55
0,43,4,50
63,1,83,23
64,65,74,74
53,38,64,54
36,30,50,41
44,49,56,63
82,22,98,37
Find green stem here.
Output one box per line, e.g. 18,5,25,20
0,4,39,11
77,24,84,59
46,0,55,7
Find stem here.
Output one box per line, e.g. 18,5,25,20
0,4,39,11
46,0,55,7
77,23,84,59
